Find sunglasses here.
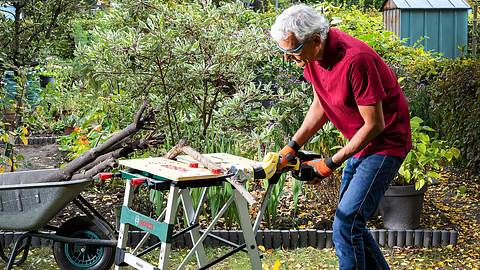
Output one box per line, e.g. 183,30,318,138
277,42,305,55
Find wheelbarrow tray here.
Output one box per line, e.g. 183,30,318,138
0,169,91,231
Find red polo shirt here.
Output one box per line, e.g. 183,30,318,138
303,28,412,158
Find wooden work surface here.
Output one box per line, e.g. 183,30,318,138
119,153,257,181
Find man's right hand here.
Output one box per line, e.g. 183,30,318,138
278,140,300,170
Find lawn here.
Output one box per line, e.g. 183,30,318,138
0,245,478,270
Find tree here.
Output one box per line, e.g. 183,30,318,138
74,0,275,145
0,0,91,69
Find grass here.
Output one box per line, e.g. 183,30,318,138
2,245,478,270
0,246,338,270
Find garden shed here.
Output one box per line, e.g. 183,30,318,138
380,0,471,58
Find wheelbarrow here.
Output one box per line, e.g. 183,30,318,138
0,169,117,270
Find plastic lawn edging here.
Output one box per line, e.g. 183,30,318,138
0,229,458,249
0,136,58,146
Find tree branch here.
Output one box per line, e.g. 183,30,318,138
40,100,155,182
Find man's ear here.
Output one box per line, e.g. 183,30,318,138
312,33,322,44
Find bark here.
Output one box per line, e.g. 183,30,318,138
41,101,156,182
181,145,223,171
164,140,256,204
71,135,164,180
80,135,164,173
71,158,117,180
164,138,188,159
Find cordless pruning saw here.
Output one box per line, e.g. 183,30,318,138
228,150,323,184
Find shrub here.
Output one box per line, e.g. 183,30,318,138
395,116,460,190
425,59,480,172
73,0,276,147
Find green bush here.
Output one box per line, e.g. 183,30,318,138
73,0,277,145
396,116,460,190
425,59,480,172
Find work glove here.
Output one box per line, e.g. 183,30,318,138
278,140,300,170
300,157,341,183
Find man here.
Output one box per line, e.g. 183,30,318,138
270,4,411,270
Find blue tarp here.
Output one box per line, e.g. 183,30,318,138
1,71,43,106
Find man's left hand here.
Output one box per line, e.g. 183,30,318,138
301,157,341,180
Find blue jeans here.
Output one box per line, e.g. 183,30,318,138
333,154,403,270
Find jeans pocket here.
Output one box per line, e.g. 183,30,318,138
381,156,404,190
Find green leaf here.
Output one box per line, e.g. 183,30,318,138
417,143,427,154
426,171,440,179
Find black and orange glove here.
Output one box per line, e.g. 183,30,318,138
278,140,300,170
301,157,341,182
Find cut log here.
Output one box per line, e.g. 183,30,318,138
164,140,256,204
164,138,188,159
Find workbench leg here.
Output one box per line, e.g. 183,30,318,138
234,190,262,270
158,186,180,269
253,183,274,233
180,189,208,268
115,180,135,270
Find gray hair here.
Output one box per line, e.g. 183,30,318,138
271,4,329,44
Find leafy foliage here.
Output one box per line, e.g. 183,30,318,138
74,0,275,144
0,1,91,69
396,117,460,190
424,59,480,172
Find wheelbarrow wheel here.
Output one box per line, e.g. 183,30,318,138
0,236,31,266
53,216,115,270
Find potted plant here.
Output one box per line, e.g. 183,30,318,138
38,70,55,88
379,116,460,230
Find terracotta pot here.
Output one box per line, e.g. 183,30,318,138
64,126,74,135
2,110,16,126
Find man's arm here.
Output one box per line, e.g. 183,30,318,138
331,100,385,164
292,89,328,147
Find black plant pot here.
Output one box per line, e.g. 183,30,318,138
379,184,427,230
39,75,55,88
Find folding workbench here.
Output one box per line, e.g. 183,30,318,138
114,153,278,270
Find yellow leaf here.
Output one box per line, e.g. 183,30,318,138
20,135,28,145
21,126,28,135
272,259,282,270
258,245,266,252
1,133,8,143
0,166,4,173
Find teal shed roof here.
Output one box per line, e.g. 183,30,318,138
381,0,471,10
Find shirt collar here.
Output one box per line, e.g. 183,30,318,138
319,28,346,70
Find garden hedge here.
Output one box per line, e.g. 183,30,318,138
424,59,480,172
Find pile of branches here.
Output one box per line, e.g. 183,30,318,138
40,101,164,182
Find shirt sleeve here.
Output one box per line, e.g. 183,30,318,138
348,53,386,106
303,65,311,82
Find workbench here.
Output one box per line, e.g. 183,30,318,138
114,153,278,270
